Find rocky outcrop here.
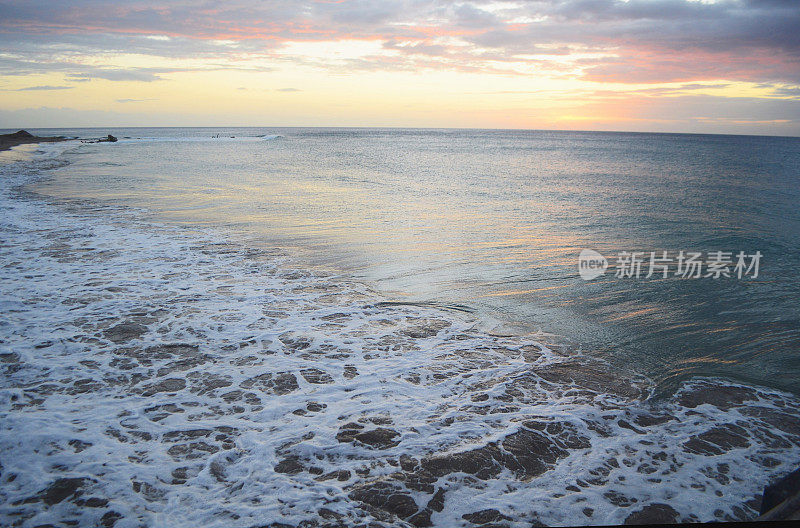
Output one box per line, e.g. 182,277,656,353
83,134,118,143
0,129,66,151
758,466,800,520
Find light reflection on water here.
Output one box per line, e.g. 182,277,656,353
20,127,800,396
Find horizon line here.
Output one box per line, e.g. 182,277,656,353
2,125,799,140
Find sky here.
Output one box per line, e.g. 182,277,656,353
1,0,799,135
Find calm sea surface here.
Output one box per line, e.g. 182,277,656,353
15,127,800,396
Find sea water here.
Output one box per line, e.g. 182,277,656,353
23,127,800,394
1,128,799,526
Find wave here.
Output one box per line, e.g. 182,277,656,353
108,134,284,143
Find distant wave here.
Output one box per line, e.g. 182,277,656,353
113,135,283,143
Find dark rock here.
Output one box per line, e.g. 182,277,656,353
41,477,91,505
633,413,674,427
300,368,334,384
140,378,186,396
89,134,118,143
416,426,571,483
604,490,638,507
741,406,800,437
355,428,401,449
220,390,261,406
275,456,305,475
100,511,123,527
678,383,757,410
392,470,437,494
0,352,20,363
624,503,680,524
188,373,233,395
278,332,312,350
760,466,800,514
75,497,108,507
426,488,446,512
132,480,165,502
208,461,226,482
157,356,211,376
103,323,147,343
408,508,433,527
336,422,366,443
68,439,92,453
274,372,300,394
67,378,104,395
0,130,65,150
462,509,512,524
307,402,326,412
162,429,212,442
683,424,750,455
421,444,504,480
318,507,344,521
521,421,592,450
618,420,645,434
536,361,644,400
399,454,419,472
167,441,219,460
240,372,298,395
170,467,194,484
316,470,351,482
349,481,419,519
499,428,569,477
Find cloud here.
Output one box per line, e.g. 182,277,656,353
115,98,156,103
0,0,798,85
550,92,800,135
0,105,225,128
771,86,800,98
66,69,163,82
276,87,301,92
12,85,73,91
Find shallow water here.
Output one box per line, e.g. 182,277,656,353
1,136,799,527
17,127,800,395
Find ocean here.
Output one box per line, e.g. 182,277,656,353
1,127,799,526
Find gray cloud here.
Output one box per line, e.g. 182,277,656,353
11,85,74,91
66,70,163,82
771,86,800,98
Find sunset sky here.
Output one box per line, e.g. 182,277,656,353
1,0,799,135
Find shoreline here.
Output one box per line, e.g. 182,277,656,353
0,130,66,152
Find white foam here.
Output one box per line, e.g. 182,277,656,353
111,135,283,144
